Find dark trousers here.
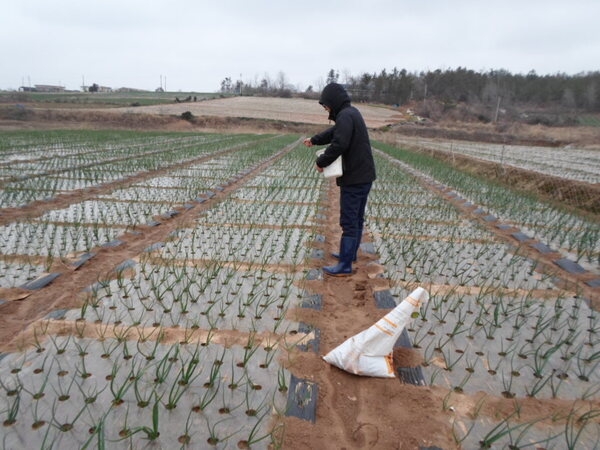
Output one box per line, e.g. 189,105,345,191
339,182,372,240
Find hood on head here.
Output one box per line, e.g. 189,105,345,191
319,83,351,120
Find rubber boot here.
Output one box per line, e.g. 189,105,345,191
331,247,358,262
323,237,356,277
331,231,361,262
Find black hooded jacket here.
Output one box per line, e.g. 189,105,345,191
311,83,376,186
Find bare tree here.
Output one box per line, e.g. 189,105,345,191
276,71,287,91
341,69,352,85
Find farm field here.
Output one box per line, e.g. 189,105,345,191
115,96,405,129
395,136,600,184
0,93,402,130
1,128,599,449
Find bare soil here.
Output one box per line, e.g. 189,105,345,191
112,96,405,129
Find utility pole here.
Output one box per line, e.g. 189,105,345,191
494,96,502,123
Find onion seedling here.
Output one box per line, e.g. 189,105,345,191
2,385,22,426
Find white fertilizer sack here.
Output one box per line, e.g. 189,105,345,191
323,287,429,378
316,149,343,178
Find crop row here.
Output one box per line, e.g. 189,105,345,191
1,132,322,448
369,151,596,397
0,134,299,288
371,148,600,448
0,334,289,448
0,131,267,208
396,136,600,184
73,259,303,334
2,130,598,448
376,143,600,270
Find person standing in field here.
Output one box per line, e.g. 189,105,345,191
303,82,376,276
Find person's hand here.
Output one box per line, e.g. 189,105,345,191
303,138,313,147
315,164,323,173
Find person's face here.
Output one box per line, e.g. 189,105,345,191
323,105,331,114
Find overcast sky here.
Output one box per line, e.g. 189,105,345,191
2,0,598,93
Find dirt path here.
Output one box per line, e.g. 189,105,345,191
280,179,456,449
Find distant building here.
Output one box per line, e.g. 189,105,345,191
19,84,65,92
116,87,150,93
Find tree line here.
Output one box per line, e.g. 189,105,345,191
222,68,600,121
342,68,599,112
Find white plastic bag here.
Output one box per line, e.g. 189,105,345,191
316,149,343,178
323,287,429,378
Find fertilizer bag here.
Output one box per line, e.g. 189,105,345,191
316,149,343,178
323,287,429,378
